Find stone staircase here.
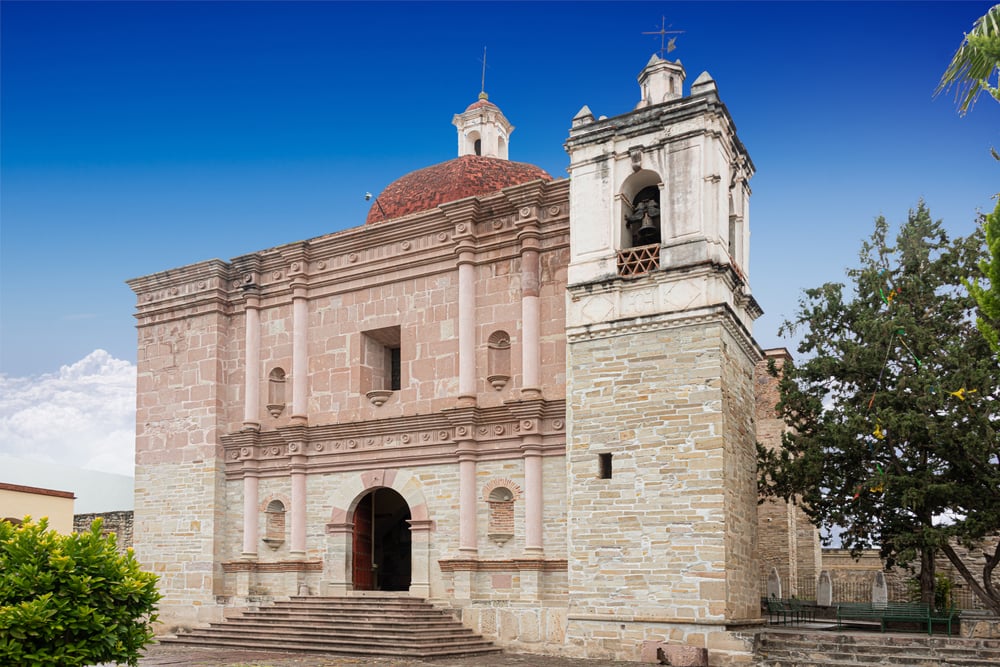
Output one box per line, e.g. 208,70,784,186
160,595,501,659
755,628,1000,666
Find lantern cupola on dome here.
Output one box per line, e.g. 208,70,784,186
453,91,513,159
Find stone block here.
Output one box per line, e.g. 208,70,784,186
545,607,567,643
640,641,708,666
817,570,832,607
499,609,518,642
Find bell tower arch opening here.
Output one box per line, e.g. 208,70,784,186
351,487,412,591
621,170,663,249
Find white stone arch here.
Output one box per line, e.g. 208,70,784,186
465,130,482,156
323,468,432,597
619,168,663,249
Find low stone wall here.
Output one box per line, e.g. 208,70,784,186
960,614,1000,639
74,510,133,555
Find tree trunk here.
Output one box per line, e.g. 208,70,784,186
919,547,936,606
940,542,1000,616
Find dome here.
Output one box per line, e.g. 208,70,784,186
465,98,497,112
366,155,551,224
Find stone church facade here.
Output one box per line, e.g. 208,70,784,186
128,54,814,665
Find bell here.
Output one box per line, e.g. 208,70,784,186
636,212,659,245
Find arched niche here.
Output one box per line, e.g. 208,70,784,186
466,130,482,156
263,499,286,549
267,367,286,418
486,330,511,391
621,169,663,249
483,478,522,547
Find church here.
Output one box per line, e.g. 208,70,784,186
128,52,806,665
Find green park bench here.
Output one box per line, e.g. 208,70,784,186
766,595,816,625
836,601,960,636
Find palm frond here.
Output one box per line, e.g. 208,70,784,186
936,4,1000,115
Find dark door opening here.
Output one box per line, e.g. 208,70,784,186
351,488,412,591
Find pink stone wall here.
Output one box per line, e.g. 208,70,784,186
129,184,571,631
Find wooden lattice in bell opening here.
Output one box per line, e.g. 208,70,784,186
617,243,660,277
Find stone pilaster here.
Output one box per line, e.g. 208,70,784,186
442,199,481,407
242,282,262,431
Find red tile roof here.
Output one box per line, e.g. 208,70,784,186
464,99,498,112
366,155,551,225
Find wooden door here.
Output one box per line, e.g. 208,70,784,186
352,493,374,590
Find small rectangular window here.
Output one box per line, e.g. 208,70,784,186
598,453,613,479
361,326,403,394
389,346,401,391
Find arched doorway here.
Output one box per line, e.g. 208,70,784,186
352,487,412,591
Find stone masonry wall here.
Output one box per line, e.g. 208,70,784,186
754,349,821,596
720,328,761,622
74,511,133,555
220,453,567,604
133,307,232,632
566,319,759,663
229,232,569,436
130,184,570,634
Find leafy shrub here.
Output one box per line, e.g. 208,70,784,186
906,572,954,609
0,517,160,666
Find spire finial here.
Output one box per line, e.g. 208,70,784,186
480,46,488,98
642,16,685,59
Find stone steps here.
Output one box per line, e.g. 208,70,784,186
161,595,500,659
756,628,1000,667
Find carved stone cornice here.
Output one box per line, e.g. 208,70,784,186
277,424,310,449
281,245,311,280
440,199,482,252
127,260,235,323
566,302,761,363
501,179,548,211
441,405,480,445
222,400,567,479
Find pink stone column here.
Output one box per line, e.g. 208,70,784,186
243,288,261,431
290,454,307,557
517,221,544,559
406,519,433,598
522,437,544,557
457,250,476,404
242,463,259,558
323,522,353,595
457,440,478,555
519,230,542,399
291,281,308,425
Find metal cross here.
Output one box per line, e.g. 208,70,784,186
643,16,685,58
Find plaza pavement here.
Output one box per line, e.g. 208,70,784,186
119,644,641,666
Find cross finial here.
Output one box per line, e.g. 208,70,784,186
642,16,685,59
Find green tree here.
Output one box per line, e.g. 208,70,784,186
966,200,1000,353
758,203,1000,614
936,4,1000,115
0,517,160,666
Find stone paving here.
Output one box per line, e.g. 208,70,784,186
114,645,640,667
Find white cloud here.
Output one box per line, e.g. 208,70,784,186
0,350,136,477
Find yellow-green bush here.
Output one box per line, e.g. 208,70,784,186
0,517,160,666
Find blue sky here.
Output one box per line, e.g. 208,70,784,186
2,0,998,382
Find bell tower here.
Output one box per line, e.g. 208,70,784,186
563,54,762,662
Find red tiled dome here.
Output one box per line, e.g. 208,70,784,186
465,99,497,112
366,155,551,224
